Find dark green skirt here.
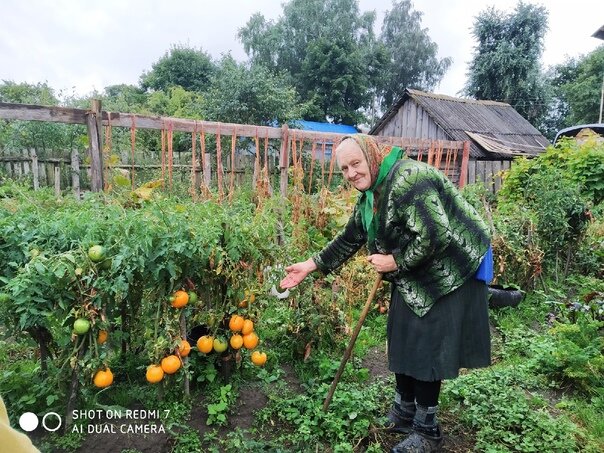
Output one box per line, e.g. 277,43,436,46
386,277,491,381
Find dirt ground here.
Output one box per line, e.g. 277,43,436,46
33,344,474,452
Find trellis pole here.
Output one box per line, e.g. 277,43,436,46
279,124,289,198
86,100,104,192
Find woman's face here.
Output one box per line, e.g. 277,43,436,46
336,139,372,191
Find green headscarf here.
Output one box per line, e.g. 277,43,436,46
339,135,404,243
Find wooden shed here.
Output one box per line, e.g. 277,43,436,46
369,89,550,192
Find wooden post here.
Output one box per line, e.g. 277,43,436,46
71,149,81,200
31,149,39,190
279,124,289,198
14,156,21,178
22,149,30,175
86,99,104,192
203,152,211,187
468,160,476,185
54,164,61,197
458,141,470,188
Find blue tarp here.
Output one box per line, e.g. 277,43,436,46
294,120,358,134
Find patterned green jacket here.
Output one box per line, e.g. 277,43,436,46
313,159,491,317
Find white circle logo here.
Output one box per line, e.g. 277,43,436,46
42,412,62,432
18,412,39,432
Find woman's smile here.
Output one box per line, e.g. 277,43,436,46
336,140,372,191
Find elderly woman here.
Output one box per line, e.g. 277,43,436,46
280,134,492,453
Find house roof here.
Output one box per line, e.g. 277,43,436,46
294,120,358,134
369,89,550,159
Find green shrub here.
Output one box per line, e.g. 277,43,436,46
443,368,580,452
531,320,604,394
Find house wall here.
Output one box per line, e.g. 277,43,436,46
378,100,450,141
375,100,513,193
469,160,512,193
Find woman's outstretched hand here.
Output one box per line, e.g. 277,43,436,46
279,258,317,289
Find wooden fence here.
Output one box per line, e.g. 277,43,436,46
0,101,471,199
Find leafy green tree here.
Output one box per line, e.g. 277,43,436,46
201,55,304,126
378,0,451,108
238,0,382,123
463,1,549,126
101,84,147,113
0,82,82,155
554,46,604,126
540,46,604,138
140,44,215,93
0,81,58,105
301,38,372,124
540,63,576,139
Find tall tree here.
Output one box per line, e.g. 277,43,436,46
140,44,215,93
238,0,383,123
201,55,305,126
378,0,451,109
556,46,604,126
101,84,147,113
0,82,78,154
302,37,372,124
463,2,549,126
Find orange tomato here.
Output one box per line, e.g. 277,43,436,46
97,329,108,345
171,290,189,308
241,319,254,335
177,339,191,357
146,365,164,384
229,334,244,350
228,315,244,332
93,368,114,388
242,332,259,350
161,355,181,374
197,335,214,354
251,351,267,366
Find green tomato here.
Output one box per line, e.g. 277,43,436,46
73,318,91,335
188,291,198,304
99,258,112,270
213,337,228,353
0,293,10,304
88,245,106,263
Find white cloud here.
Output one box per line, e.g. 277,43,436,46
1,0,601,98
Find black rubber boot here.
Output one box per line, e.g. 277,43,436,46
390,405,443,453
382,391,415,434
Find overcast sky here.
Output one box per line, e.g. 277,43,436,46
1,0,602,100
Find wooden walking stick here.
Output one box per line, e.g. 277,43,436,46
323,273,383,411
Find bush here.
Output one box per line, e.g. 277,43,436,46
492,140,603,287
443,368,580,452
531,320,604,395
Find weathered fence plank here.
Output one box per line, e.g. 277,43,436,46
31,149,39,190
54,165,61,197
86,100,104,192
71,150,80,200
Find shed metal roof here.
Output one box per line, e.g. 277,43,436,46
370,89,550,159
